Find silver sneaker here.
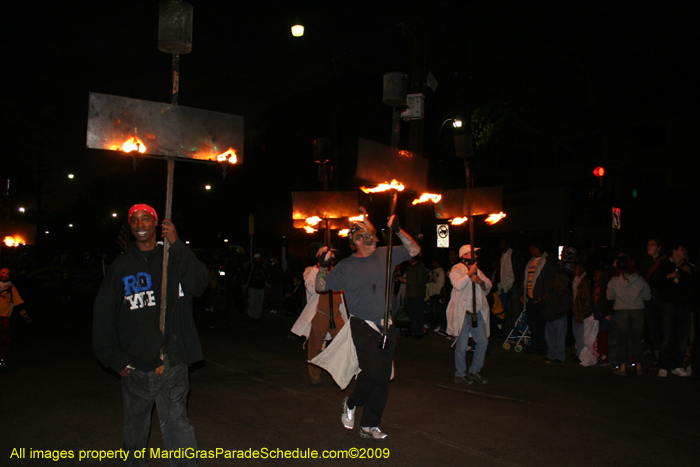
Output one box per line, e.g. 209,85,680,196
671,367,689,377
467,372,488,385
341,397,355,429
359,426,388,441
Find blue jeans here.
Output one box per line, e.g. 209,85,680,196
121,359,197,466
545,317,567,361
455,312,487,377
614,309,645,365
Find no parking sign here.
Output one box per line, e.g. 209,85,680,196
437,224,449,248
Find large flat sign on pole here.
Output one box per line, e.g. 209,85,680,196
355,138,428,193
86,92,244,163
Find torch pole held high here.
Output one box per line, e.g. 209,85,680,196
158,52,180,366
382,189,398,349
324,219,336,330
465,159,478,328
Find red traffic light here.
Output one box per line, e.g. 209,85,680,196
593,166,605,178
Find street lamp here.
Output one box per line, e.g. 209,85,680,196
291,17,304,37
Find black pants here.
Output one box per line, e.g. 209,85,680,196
526,298,548,351
348,317,397,428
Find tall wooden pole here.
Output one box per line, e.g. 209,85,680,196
382,189,398,348
158,53,180,353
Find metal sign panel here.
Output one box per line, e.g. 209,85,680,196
293,218,350,230
292,191,359,220
86,92,244,162
437,224,449,248
434,187,503,219
356,138,429,193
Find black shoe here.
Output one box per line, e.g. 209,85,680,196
454,376,474,385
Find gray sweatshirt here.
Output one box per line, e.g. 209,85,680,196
606,273,651,310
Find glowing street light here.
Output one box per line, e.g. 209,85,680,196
291,18,304,37
205,185,211,190
18,207,25,213
112,213,118,217
68,174,75,179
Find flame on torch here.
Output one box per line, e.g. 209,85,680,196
338,229,350,237
412,193,442,205
217,148,237,164
122,136,147,154
485,212,506,225
451,217,468,225
302,216,323,234
3,236,25,247
360,179,405,193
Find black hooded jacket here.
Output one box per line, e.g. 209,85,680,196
93,240,209,373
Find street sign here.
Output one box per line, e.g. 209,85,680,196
437,224,449,248
612,207,621,229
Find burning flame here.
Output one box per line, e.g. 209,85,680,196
485,212,506,225
305,217,322,226
338,229,350,237
412,193,442,205
217,148,237,164
3,236,25,247
360,180,405,193
303,225,318,234
451,217,468,225
122,137,147,154
348,215,365,222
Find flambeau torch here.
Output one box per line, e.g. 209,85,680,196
359,181,442,348
360,180,404,348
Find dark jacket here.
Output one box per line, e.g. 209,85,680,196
93,240,209,373
655,258,693,304
541,274,572,322
542,287,573,322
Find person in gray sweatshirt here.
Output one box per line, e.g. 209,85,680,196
606,254,651,376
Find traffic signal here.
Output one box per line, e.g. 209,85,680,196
593,166,605,178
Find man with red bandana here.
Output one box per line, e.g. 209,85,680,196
93,203,209,466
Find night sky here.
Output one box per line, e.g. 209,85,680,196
3,0,698,257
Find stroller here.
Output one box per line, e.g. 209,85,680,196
503,307,530,352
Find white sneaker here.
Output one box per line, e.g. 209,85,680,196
341,397,355,429
671,367,689,377
359,426,388,441
658,369,668,377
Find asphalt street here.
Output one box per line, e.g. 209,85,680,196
2,296,698,467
